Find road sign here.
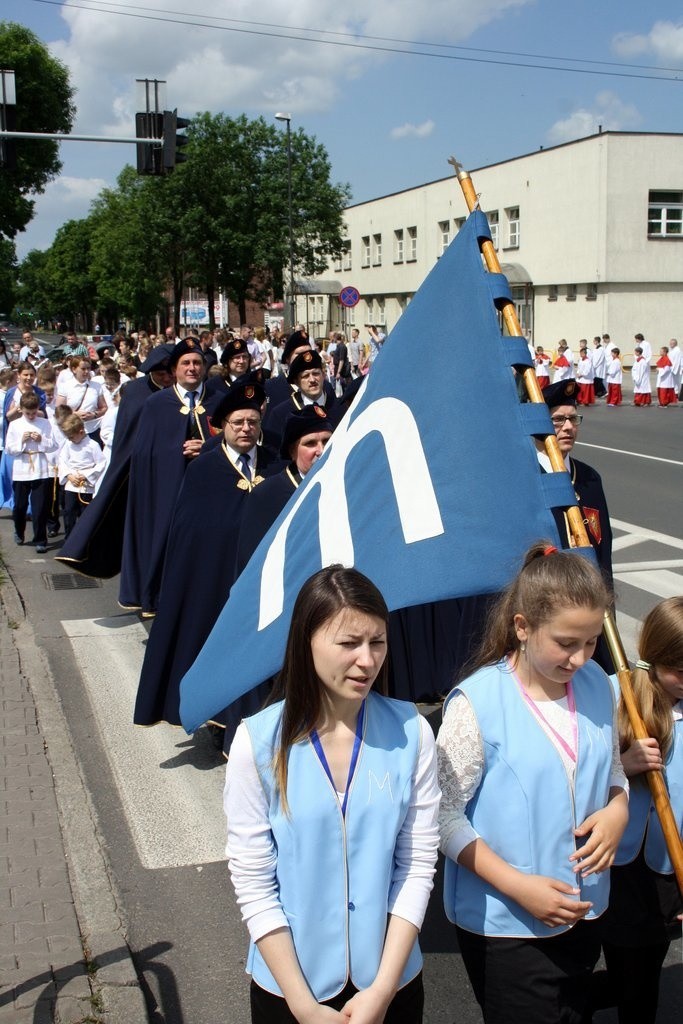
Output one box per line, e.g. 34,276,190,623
339,286,360,308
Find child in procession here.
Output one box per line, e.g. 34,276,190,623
594,597,683,1024
437,543,628,1024
58,413,106,538
4,391,57,552
605,347,623,407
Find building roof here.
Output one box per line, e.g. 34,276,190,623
346,131,683,210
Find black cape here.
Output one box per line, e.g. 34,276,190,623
134,443,278,728
235,465,299,576
119,385,212,615
55,374,167,579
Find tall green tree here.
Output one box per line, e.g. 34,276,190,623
44,218,98,329
0,22,75,240
181,114,350,324
14,247,51,325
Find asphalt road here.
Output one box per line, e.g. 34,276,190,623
0,395,681,1024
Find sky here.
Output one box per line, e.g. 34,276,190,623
4,0,683,261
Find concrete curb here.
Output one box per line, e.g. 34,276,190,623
0,566,150,1024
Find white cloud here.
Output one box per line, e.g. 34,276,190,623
390,120,435,140
45,0,533,132
546,91,641,146
15,176,107,259
613,21,683,63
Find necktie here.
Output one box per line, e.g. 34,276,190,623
238,454,251,480
187,391,201,441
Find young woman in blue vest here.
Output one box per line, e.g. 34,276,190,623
224,565,440,1024
594,597,683,1024
436,543,629,1024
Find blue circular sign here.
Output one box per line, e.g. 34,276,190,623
339,286,360,308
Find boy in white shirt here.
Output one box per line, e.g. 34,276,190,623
605,348,623,406
4,391,57,552
631,346,652,406
58,414,106,537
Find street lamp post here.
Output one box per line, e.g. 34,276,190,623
275,112,296,329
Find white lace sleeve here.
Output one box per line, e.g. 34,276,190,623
436,690,484,863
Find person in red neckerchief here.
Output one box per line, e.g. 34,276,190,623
655,346,676,407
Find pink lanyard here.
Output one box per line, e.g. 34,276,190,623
515,674,578,763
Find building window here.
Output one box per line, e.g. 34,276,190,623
586,283,598,301
376,299,386,326
648,190,683,237
438,220,450,256
361,236,370,268
394,229,404,263
333,252,342,273
566,284,577,302
505,207,520,248
346,302,355,325
548,285,558,302
372,233,382,266
486,210,499,249
407,226,417,261
454,217,466,233
342,240,351,271
308,296,324,324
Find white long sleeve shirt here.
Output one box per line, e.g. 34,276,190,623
4,416,57,480
224,714,441,943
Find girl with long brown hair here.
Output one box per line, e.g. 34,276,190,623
437,542,628,1024
596,597,683,1024
224,565,440,1023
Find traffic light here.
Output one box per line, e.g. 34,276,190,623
135,111,163,175
162,109,190,172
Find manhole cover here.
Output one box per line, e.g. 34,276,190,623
42,573,102,591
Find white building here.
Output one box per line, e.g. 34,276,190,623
297,131,683,360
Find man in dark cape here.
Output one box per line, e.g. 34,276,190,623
262,349,336,455
134,381,278,732
263,330,336,432
55,345,174,578
119,340,213,616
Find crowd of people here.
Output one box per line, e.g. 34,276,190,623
0,320,680,1024
532,333,683,408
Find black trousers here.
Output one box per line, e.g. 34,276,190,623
250,972,424,1024
13,478,52,544
456,921,601,1024
64,490,92,538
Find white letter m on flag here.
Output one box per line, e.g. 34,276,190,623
258,396,444,629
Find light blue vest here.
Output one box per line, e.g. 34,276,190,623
615,707,682,873
244,691,423,1000
443,660,615,938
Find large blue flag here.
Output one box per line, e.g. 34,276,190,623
180,210,578,731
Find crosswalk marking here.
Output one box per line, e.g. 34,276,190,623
611,519,683,553
613,559,683,573
614,570,683,601
576,441,683,467
61,616,226,870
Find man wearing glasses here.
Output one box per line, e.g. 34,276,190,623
535,379,613,583
536,379,614,670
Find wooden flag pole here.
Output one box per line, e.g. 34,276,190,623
451,158,683,894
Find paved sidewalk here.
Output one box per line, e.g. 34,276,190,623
0,564,149,1023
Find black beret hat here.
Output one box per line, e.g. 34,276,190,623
139,343,175,374
282,330,312,364
541,379,578,409
280,405,334,459
287,348,324,382
220,338,251,366
210,381,266,428
169,337,205,368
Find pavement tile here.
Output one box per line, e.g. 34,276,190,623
2,902,46,925
16,922,76,943
14,979,56,1008
54,994,95,1024
14,937,51,960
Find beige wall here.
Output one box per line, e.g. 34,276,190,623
312,132,683,351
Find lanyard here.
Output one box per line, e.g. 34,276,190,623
514,669,578,763
310,701,365,817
